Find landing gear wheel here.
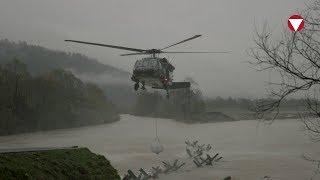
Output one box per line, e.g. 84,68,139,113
134,83,139,91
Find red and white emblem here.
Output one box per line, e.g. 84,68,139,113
288,14,304,32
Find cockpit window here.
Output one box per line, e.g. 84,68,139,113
134,58,160,70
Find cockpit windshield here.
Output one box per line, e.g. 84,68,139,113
134,58,160,70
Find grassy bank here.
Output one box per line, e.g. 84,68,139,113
0,148,120,180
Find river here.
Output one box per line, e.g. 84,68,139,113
0,114,319,180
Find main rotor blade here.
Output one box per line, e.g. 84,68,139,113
120,52,148,56
65,40,146,52
162,51,230,54
161,35,202,50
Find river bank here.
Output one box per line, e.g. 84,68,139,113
0,147,120,179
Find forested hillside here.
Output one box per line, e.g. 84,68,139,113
0,39,128,76
0,59,119,135
0,39,136,108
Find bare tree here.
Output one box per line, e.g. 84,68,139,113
250,0,320,139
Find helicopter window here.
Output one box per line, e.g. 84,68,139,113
148,59,158,68
134,58,160,70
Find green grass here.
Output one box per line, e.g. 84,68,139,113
0,148,120,180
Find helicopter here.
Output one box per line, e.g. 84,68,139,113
65,35,227,98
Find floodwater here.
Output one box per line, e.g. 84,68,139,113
0,114,319,180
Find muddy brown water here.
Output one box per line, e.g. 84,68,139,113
0,114,319,180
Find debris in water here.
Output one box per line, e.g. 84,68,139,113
123,138,224,179
185,139,223,167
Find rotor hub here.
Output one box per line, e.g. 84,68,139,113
146,49,162,54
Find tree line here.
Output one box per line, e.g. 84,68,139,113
206,97,308,111
0,59,119,135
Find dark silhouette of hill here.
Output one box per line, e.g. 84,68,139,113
0,39,129,76
0,39,136,108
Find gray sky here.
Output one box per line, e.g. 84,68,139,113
0,0,307,98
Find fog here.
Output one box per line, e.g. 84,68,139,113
0,0,307,97
72,70,132,85
0,115,318,179
2,1,320,179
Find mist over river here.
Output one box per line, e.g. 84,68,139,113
0,115,319,180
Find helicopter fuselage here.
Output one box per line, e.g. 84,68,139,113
131,57,174,90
